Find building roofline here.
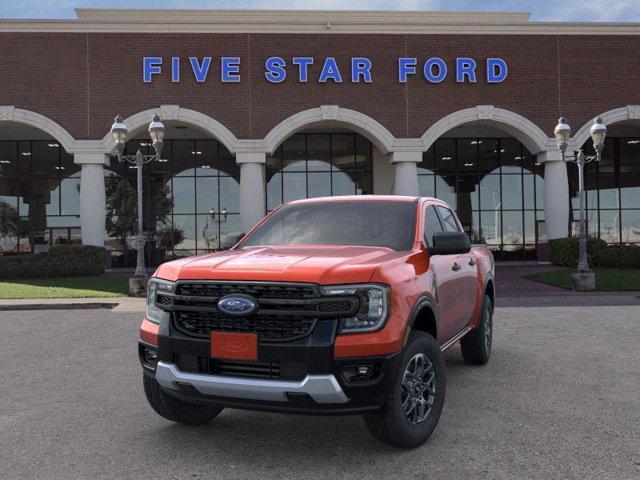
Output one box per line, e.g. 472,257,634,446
0,9,639,35
75,8,534,23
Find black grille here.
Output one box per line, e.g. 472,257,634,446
165,281,359,342
174,282,319,300
175,354,280,379
318,300,352,313
174,311,316,342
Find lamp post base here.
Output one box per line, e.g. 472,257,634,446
128,276,149,297
571,271,596,291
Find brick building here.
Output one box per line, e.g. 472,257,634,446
0,9,639,263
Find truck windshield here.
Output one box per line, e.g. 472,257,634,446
240,200,417,251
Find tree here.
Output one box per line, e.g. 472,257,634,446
104,176,173,252
0,200,19,251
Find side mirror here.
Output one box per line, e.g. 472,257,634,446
221,232,245,250
429,231,471,255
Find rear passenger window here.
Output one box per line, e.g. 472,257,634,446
424,205,444,247
435,206,460,232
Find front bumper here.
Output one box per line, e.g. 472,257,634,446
141,316,401,415
155,361,348,404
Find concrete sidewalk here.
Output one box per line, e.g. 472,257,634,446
0,296,144,312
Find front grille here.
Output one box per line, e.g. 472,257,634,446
175,282,319,300
175,353,280,379
162,281,359,342
174,311,316,342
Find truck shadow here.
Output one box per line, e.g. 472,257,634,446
146,347,525,465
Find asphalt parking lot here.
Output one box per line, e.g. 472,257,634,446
1,306,639,480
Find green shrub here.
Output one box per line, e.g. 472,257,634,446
0,245,107,280
549,237,607,267
598,245,640,269
549,237,640,269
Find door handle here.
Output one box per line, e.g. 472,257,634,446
452,262,461,272
468,258,477,266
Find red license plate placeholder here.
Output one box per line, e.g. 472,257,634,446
211,332,258,361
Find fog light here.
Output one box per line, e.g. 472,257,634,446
342,363,380,384
143,347,158,367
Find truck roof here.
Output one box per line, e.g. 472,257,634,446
287,195,447,206
288,195,415,205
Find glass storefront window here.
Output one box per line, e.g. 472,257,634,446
0,140,81,253
621,210,640,243
621,138,640,173
419,137,542,259
501,175,523,210
266,132,372,209
571,136,640,245
599,210,620,243
418,173,435,198
620,176,640,208
106,138,239,265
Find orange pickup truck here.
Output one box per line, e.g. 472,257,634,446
139,196,494,448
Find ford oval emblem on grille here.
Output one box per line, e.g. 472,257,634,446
217,295,258,316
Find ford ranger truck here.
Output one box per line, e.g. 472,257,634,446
139,196,494,448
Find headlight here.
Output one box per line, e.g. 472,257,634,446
146,278,175,324
321,284,390,334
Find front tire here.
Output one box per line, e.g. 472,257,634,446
460,294,493,365
143,375,223,425
362,331,446,448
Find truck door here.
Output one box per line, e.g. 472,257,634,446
423,205,462,344
434,205,479,337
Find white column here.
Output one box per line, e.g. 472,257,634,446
75,153,109,246
390,150,422,196
538,151,569,240
237,152,266,232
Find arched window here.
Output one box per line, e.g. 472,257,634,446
571,135,640,244
106,137,239,266
0,139,80,253
266,133,373,211
418,137,543,260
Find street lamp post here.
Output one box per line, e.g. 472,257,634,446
111,114,165,278
553,116,607,289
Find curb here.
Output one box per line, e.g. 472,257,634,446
0,302,119,311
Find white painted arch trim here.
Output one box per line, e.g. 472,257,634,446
100,105,239,154
263,106,396,155
0,106,76,152
420,105,553,155
572,105,640,149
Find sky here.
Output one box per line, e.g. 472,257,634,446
0,0,639,22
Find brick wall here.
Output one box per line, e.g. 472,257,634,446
0,32,638,142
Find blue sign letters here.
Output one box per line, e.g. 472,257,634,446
398,58,417,83
143,56,508,84
319,57,342,83
143,57,162,83
190,57,211,83
486,58,508,83
292,57,314,82
351,58,372,83
424,57,447,83
265,57,287,83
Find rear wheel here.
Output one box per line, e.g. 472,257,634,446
143,375,223,425
362,331,446,448
460,294,493,365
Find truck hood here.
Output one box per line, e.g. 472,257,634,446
155,245,406,284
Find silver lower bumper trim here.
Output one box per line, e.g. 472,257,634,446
155,361,349,404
